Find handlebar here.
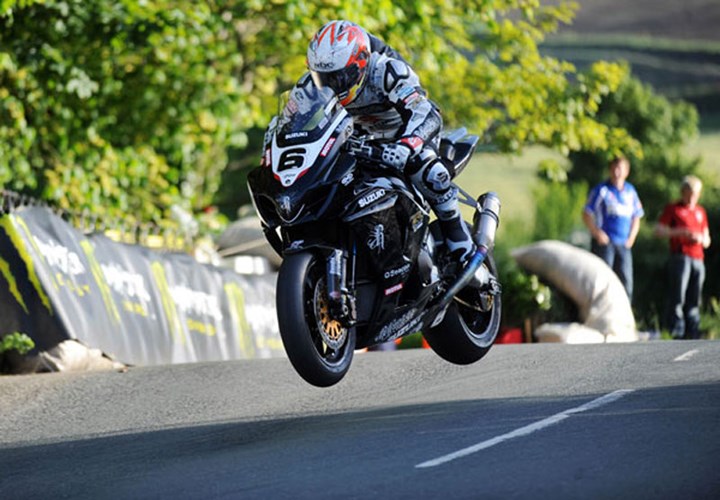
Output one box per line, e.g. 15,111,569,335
345,135,383,163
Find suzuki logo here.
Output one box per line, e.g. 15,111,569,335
358,189,386,208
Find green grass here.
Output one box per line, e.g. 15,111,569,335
540,32,720,127
685,131,720,175
544,33,720,54
455,130,720,236
456,146,568,227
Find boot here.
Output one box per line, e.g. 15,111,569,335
433,196,478,280
409,157,480,281
440,215,494,289
439,214,475,263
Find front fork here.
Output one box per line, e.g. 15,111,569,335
326,248,357,326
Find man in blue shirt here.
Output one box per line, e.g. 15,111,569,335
582,156,644,300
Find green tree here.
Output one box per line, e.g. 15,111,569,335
1,0,639,228
532,159,588,242
1,0,248,226
567,68,701,219
549,68,715,331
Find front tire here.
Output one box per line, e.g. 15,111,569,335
423,253,502,365
276,251,355,387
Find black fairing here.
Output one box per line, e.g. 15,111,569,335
249,156,432,346
247,149,355,230
247,85,441,347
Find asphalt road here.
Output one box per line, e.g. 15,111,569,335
1,340,719,499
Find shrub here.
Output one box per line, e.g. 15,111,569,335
0,332,34,355
532,176,589,243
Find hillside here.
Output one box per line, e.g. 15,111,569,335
561,0,720,42
470,1,720,225
542,0,720,128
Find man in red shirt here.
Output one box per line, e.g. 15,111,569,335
655,176,712,339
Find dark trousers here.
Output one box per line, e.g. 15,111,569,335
591,240,633,301
664,253,705,339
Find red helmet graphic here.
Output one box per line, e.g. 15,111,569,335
307,20,371,106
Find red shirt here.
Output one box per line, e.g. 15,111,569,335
658,201,708,260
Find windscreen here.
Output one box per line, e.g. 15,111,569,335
276,83,340,146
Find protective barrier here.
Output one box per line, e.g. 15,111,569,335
511,240,639,343
0,207,284,372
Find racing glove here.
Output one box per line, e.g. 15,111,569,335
380,142,412,171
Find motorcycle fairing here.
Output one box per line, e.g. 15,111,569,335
361,285,442,346
346,186,440,347
272,110,350,187
342,177,398,223
248,150,355,229
341,174,423,222
281,220,343,255
251,84,477,348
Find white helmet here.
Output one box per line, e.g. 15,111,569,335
307,20,371,106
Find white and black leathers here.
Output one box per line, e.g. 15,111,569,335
299,36,475,262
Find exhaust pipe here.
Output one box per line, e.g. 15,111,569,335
473,192,501,252
439,192,501,307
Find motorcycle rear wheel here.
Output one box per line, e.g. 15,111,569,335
423,253,502,365
276,251,355,387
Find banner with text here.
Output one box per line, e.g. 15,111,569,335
0,207,283,367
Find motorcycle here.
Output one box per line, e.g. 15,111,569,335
247,84,502,387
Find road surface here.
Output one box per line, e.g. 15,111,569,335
1,340,719,499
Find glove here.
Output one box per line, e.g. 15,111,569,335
381,142,412,171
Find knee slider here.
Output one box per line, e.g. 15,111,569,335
422,159,452,194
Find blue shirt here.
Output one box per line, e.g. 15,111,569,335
584,181,644,244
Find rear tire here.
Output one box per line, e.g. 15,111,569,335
277,251,355,387
423,253,502,365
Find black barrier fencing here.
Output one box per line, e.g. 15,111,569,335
1,189,194,252
0,206,285,373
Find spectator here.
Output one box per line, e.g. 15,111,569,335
654,175,711,339
582,156,644,300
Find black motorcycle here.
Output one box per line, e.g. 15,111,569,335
248,84,501,387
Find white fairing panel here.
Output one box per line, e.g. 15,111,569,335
271,112,347,187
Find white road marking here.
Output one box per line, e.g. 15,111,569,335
673,349,699,362
415,389,635,469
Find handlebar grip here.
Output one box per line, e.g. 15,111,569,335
349,142,382,162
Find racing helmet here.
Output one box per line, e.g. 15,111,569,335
307,20,371,106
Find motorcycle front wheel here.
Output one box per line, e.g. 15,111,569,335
423,253,502,365
276,251,355,387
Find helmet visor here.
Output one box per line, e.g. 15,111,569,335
310,63,361,99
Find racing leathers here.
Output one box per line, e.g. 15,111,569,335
269,35,476,267
335,35,475,264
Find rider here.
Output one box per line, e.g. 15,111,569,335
302,20,476,272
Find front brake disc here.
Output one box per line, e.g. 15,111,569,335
314,281,347,350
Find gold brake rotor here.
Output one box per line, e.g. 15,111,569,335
314,282,347,349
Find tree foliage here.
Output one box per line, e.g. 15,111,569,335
1,0,249,226
567,67,702,219
1,0,639,227
0,331,34,355
547,68,718,331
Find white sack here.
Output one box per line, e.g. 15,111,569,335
511,240,638,343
